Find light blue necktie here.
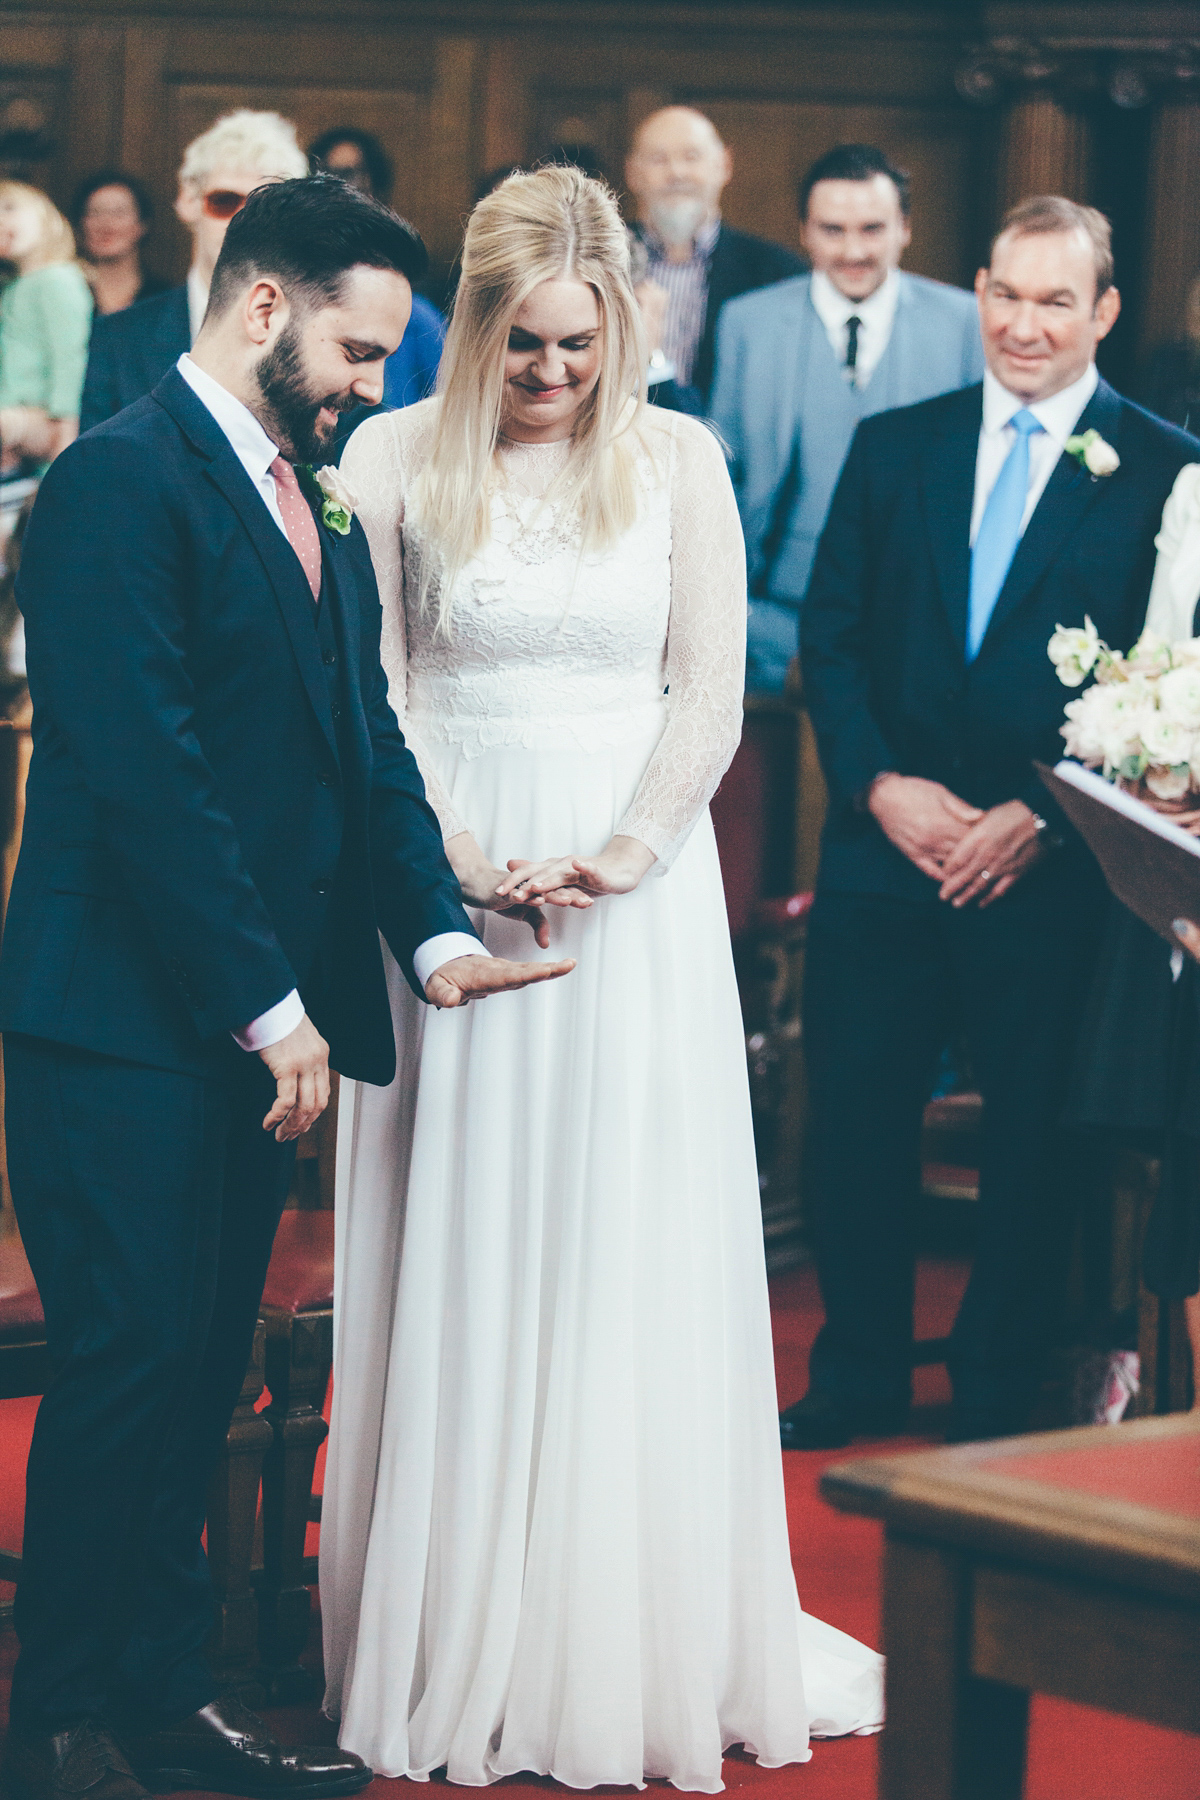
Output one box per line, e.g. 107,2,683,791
966,408,1044,662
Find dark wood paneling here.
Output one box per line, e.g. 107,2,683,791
0,2,1193,339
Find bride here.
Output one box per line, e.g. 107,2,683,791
319,165,883,1792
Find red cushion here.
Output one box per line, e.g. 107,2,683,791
261,1209,335,1315
0,1235,44,1342
752,892,813,933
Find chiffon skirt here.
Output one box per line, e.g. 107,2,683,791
319,721,884,1791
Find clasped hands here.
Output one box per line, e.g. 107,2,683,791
868,773,1046,908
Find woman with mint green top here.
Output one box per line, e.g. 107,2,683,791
0,181,92,474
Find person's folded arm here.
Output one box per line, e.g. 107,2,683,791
800,423,896,809
18,435,299,1037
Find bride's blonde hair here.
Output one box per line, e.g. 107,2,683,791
412,164,648,627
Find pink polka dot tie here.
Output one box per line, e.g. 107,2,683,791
270,457,323,603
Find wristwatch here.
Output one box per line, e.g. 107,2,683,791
1031,811,1063,851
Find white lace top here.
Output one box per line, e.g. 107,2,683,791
340,400,746,869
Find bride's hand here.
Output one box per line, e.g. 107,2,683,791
446,837,559,949
498,858,597,910
497,836,657,902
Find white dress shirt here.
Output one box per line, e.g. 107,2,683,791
809,267,900,389
970,363,1099,547
175,355,487,1051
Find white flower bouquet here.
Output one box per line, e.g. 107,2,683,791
1049,617,1200,802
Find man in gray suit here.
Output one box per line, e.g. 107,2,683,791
711,144,985,690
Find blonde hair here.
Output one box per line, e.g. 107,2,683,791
0,182,75,272
179,109,308,192
413,164,648,628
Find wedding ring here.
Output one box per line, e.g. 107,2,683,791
979,868,992,884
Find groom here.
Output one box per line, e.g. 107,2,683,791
0,177,571,1800
791,195,1199,1448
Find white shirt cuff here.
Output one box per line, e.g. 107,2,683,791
412,932,489,990
233,988,305,1052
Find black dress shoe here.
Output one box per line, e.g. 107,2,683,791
4,1720,152,1800
119,1695,371,1799
779,1391,908,1450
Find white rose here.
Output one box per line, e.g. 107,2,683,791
1159,664,1200,730
315,465,358,512
1127,629,1172,677
1083,435,1120,477
1062,684,1142,767
1145,763,1193,801
1139,706,1190,766
1047,616,1102,687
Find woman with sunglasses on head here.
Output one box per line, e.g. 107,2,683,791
80,108,308,433
320,166,884,1792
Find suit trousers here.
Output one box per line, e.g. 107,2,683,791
3,1034,295,1733
802,855,1106,1429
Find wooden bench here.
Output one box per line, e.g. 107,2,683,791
821,1413,1200,1799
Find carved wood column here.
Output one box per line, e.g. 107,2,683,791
1139,101,1200,357
996,95,1092,213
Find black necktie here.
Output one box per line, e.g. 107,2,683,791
845,314,862,373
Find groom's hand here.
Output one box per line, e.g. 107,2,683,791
258,1015,331,1141
425,953,575,1009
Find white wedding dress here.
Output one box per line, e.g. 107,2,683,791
319,399,884,1792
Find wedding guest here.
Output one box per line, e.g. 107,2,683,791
710,143,984,692
791,196,1198,1448
1134,272,1200,433
1073,463,1200,1406
308,125,393,200
320,165,883,1791
0,182,92,473
71,171,168,316
308,124,444,437
625,106,802,416
79,109,307,431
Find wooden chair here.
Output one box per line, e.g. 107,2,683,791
255,1208,335,1700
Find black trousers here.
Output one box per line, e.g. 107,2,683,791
801,859,1106,1429
3,1034,295,1733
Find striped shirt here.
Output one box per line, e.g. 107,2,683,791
643,214,721,388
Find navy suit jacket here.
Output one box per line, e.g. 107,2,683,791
0,368,478,1082
801,377,1200,901
633,221,804,414
711,272,984,608
80,284,190,434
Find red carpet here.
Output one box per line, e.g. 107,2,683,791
0,1259,1194,1798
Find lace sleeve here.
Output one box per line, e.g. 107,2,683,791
340,413,468,841
616,414,746,870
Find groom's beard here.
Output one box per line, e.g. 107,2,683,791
255,323,358,465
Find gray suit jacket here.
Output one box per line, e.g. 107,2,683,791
710,271,984,608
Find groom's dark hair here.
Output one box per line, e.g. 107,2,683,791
206,174,428,319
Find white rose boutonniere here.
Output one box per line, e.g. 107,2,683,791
1048,614,1105,687
1064,428,1120,479
301,464,358,535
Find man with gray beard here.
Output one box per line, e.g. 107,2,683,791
625,106,802,415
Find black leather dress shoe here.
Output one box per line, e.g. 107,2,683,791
779,1391,908,1450
4,1720,152,1800
119,1696,371,1799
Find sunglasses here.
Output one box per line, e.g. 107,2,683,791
202,189,249,220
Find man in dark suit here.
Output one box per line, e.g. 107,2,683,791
624,106,803,415
80,108,309,431
0,177,569,1800
788,196,1200,1449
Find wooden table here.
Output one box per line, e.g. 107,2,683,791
820,1414,1200,1800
